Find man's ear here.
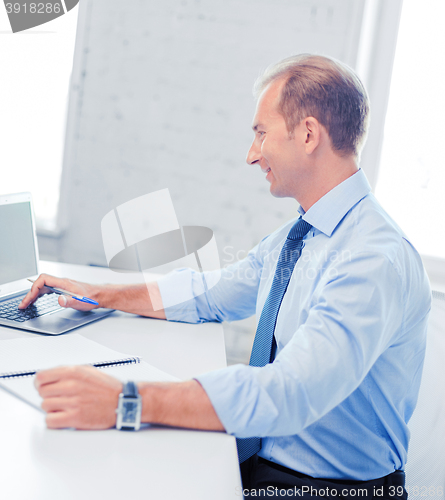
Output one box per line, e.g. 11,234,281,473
302,117,321,155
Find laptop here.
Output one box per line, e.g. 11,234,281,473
0,192,114,335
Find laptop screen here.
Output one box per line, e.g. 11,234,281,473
0,201,38,286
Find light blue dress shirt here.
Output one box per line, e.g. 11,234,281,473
157,169,431,480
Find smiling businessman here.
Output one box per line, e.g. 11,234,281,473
21,54,431,498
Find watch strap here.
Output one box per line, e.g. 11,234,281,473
122,381,138,398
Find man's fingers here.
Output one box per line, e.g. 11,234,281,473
35,366,86,389
58,294,96,312
41,397,77,413
18,273,97,311
19,273,62,309
38,379,79,399
35,370,64,390
45,410,74,429
36,365,121,430
19,285,47,309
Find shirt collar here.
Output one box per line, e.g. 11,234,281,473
297,169,371,237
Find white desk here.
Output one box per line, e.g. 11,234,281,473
0,261,242,500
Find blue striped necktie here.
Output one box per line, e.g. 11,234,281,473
236,217,312,464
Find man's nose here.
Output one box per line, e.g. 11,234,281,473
246,140,260,165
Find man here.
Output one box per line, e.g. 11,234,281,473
20,54,431,498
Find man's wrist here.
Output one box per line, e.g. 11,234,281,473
136,382,179,425
94,284,113,309
135,380,225,432
137,382,159,424
94,283,166,318
94,284,128,310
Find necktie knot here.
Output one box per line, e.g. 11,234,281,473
287,218,312,241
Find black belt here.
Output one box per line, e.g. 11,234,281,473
256,457,406,498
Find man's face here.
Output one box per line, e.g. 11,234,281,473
246,79,306,199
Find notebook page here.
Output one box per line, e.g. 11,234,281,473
0,334,138,377
0,361,179,411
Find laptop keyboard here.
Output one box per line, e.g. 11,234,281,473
0,294,63,323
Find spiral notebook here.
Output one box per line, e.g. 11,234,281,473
0,334,178,410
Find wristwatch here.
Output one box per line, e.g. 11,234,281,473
115,381,142,431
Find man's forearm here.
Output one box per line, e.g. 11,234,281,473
96,281,166,319
36,367,225,432
138,380,225,431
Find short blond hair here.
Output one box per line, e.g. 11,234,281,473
254,54,370,157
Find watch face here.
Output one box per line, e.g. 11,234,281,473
122,400,139,423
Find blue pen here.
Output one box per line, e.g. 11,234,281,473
27,279,99,305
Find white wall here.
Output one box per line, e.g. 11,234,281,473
47,0,366,265
39,0,371,362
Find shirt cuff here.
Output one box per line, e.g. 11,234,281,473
195,364,279,438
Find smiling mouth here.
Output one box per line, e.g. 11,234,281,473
263,168,271,174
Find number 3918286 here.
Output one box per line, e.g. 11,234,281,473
5,3,62,14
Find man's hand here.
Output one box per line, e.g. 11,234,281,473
19,273,167,319
19,274,100,311
35,366,225,432
35,365,122,429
